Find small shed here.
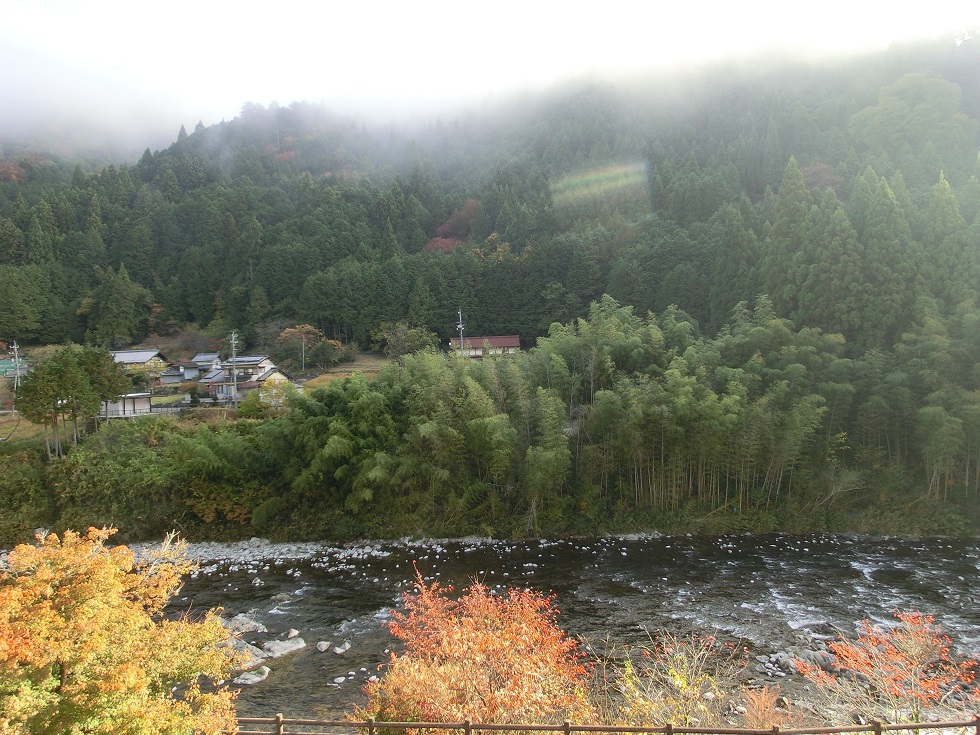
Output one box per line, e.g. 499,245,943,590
100,393,152,419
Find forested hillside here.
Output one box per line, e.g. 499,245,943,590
0,36,978,541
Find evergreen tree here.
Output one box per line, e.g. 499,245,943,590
0,218,26,264
708,204,760,330
80,264,154,349
797,198,865,340
857,177,920,348
0,265,46,340
921,173,973,307
762,157,813,318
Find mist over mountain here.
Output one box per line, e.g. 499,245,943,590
2,34,979,339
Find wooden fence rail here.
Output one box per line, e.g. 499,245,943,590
233,715,980,735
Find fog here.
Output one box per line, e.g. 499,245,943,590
2,0,978,160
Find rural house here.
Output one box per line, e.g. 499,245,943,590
449,335,521,359
198,355,285,400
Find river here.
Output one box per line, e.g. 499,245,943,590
169,533,980,720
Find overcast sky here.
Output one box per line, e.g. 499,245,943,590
2,0,978,150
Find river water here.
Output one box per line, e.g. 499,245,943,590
169,533,980,720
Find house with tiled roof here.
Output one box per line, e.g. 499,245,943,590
159,353,221,385
198,356,287,400
190,353,221,369
110,349,168,371
109,349,169,390
448,335,521,359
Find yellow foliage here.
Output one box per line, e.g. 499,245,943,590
0,527,239,735
613,633,740,727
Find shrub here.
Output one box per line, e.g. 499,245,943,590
740,686,798,730
612,632,745,727
796,610,978,722
358,572,595,730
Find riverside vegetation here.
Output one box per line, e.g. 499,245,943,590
1,285,979,544
0,528,240,735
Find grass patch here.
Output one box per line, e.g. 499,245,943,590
282,350,391,391
303,373,349,389
150,393,187,406
0,413,45,442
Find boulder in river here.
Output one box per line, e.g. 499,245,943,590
234,666,271,685
263,638,306,658
223,637,268,669
223,613,268,636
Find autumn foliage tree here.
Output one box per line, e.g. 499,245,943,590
273,323,348,371
796,611,978,722
358,572,595,729
0,528,239,735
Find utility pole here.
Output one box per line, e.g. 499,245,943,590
455,307,465,356
11,340,19,413
230,331,239,410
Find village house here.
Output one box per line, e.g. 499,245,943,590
109,349,168,372
159,363,189,386
109,349,169,389
190,353,222,374
449,335,521,359
198,355,290,400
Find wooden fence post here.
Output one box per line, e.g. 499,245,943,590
275,712,284,735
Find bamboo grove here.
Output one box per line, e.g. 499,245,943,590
2,288,977,544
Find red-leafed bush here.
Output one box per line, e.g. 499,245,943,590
796,610,978,722
359,572,595,730
435,199,479,238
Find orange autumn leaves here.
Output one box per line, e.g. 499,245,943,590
0,528,239,735
365,574,980,729
360,571,595,728
796,611,979,722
